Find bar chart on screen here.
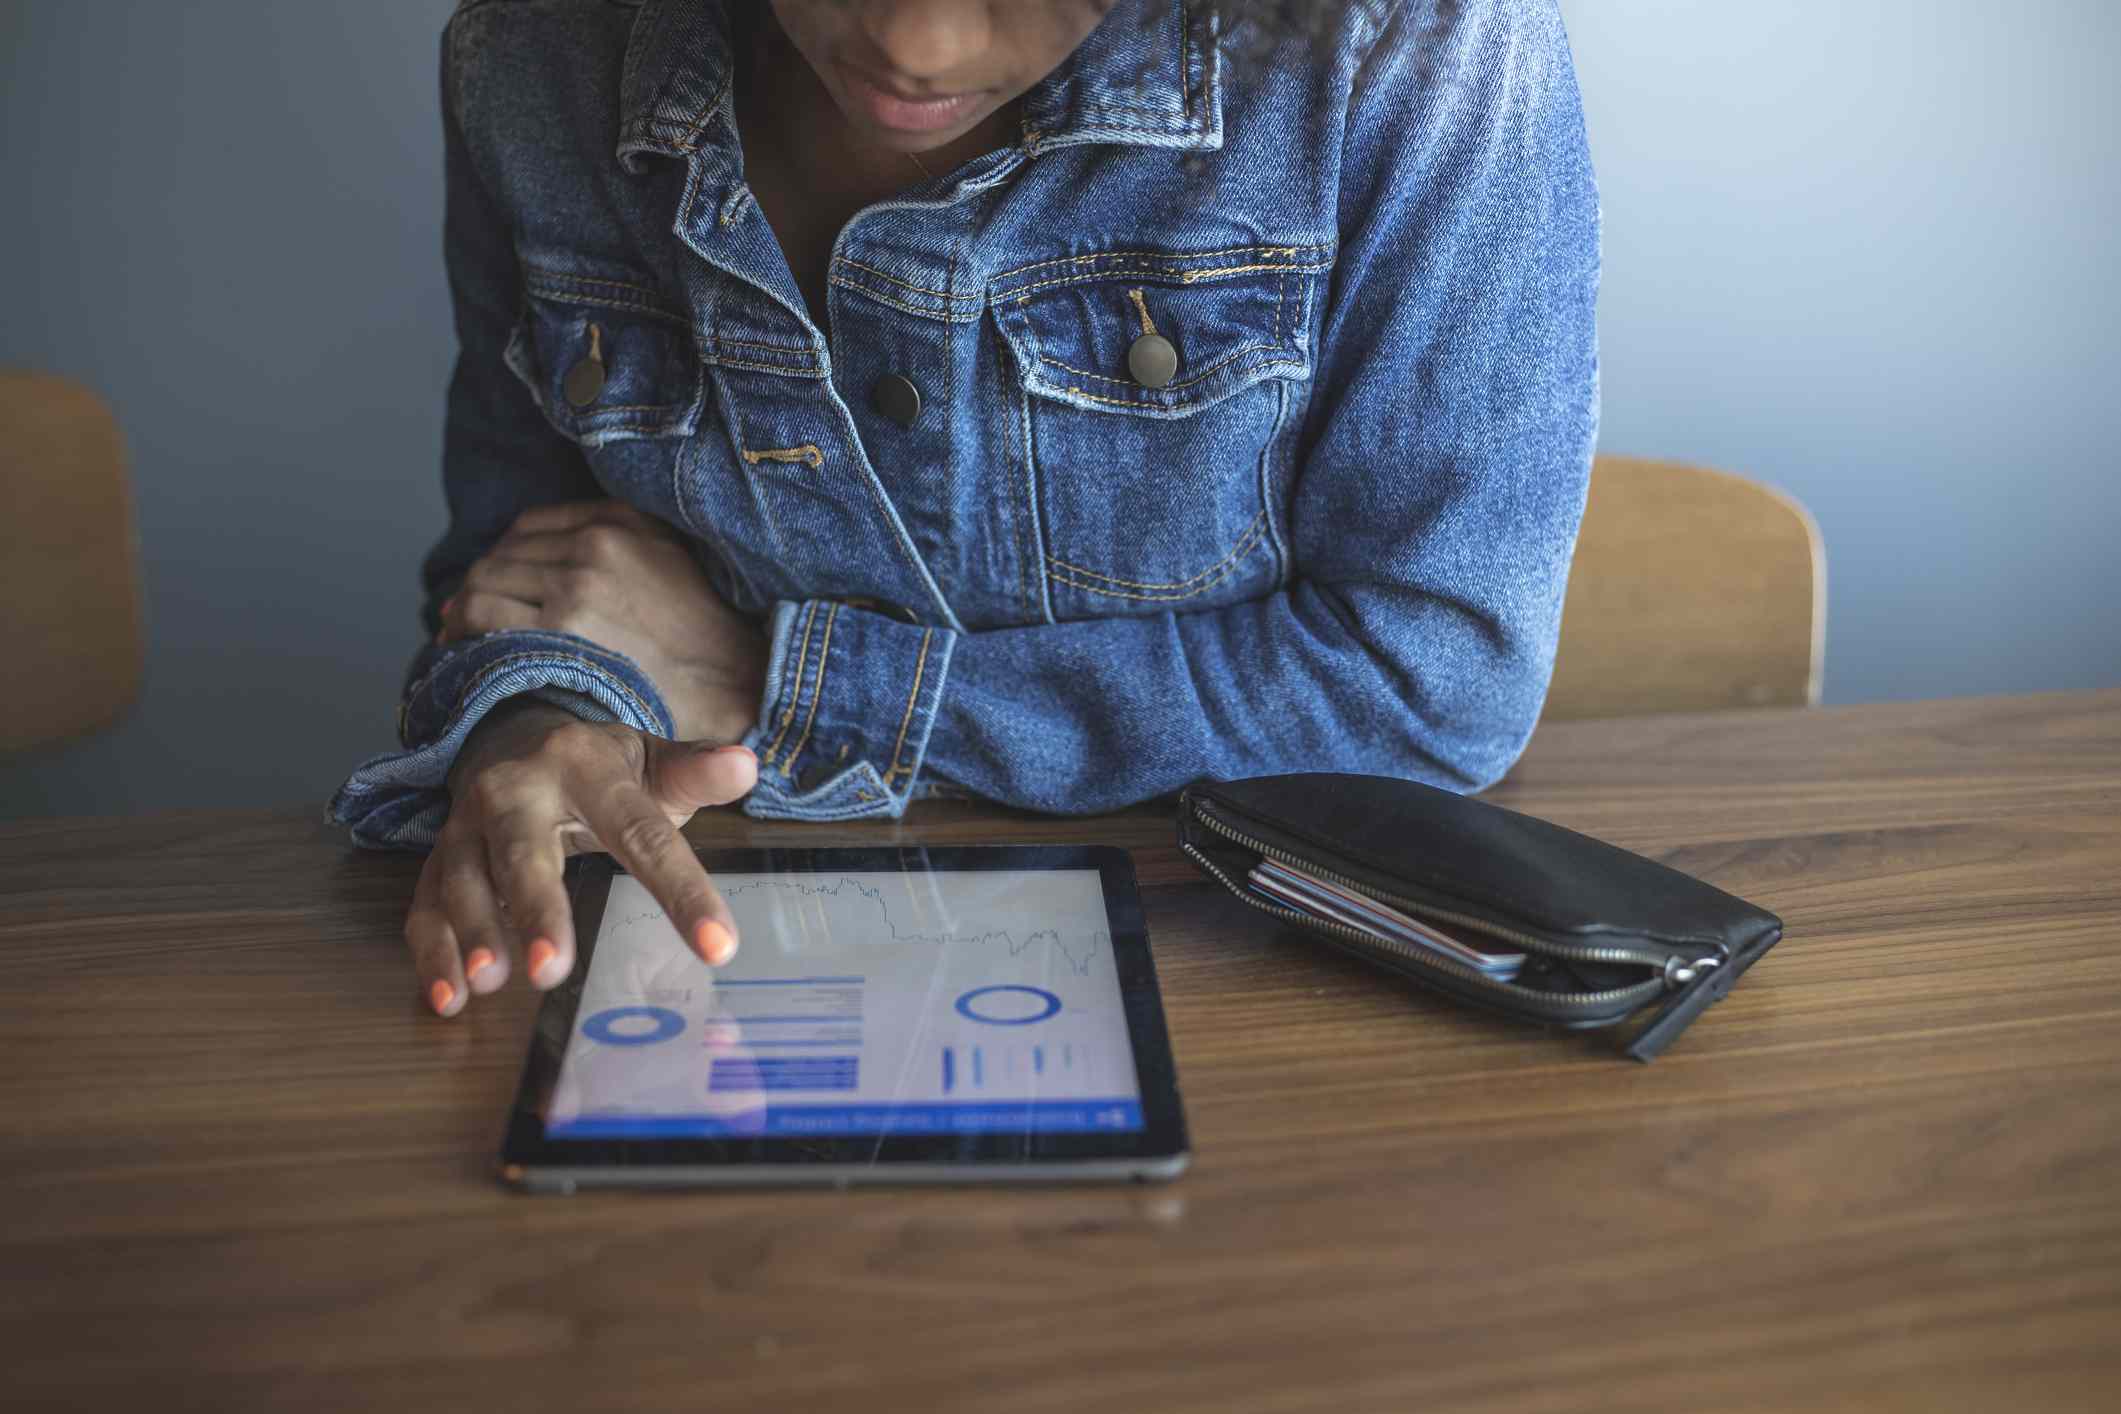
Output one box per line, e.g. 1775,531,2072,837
546,869,1145,1137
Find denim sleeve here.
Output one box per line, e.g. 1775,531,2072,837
741,1,1601,821
328,16,671,851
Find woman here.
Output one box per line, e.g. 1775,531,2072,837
332,0,1600,1017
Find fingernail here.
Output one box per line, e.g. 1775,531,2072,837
429,979,456,1015
697,920,738,966
527,938,558,984
714,744,756,760
465,947,496,980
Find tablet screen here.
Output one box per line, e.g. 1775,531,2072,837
544,868,1145,1140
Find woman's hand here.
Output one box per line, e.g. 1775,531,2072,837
440,502,765,743
406,698,759,1017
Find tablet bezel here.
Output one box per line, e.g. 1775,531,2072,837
498,844,1189,1188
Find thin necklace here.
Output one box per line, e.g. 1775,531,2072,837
906,149,936,181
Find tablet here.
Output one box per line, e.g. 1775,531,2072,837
499,845,1189,1191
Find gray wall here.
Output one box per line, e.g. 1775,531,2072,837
1561,0,2121,707
3,1,2116,820
2,2,457,818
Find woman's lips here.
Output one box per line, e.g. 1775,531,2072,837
838,64,987,134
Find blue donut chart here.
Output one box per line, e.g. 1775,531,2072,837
581,1005,686,1046
954,985,1062,1026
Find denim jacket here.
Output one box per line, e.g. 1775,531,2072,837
330,0,1600,847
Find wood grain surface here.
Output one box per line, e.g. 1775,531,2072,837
3,692,2117,1413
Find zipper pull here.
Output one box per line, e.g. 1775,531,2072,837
1623,953,1732,1063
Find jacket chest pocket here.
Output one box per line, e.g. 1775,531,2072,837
988,245,1327,621
503,255,764,607
505,254,705,450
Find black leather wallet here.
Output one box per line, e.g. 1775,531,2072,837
1177,773,1783,1061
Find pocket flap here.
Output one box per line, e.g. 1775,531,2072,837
506,251,703,446
988,244,1329,419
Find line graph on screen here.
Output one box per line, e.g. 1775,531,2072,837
609,875,1107,977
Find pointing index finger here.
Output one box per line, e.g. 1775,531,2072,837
579,782,738,966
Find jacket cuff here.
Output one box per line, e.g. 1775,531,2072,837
740,601,956,821
328,630,673,851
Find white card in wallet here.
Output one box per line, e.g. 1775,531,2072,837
1246,859,1525,979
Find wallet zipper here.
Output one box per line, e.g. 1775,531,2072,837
1183,803,1689,1012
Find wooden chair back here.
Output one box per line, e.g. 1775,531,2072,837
0,371,144,753
1542,455,1823,721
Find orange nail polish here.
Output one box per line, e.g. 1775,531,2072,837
697,920,738,966
527,938,558,981
466,947,496,979
429,979,456,1015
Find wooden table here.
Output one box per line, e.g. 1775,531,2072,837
4,692,2118,1413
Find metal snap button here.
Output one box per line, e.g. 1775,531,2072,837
1127,333,1178,390
564,322,607,409
870,373,922,428
563,358,606,409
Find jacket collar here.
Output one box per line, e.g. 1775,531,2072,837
616,0,1221,172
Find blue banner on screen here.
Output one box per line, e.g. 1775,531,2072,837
545,870,1144,1139
548,1100,1145,1139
